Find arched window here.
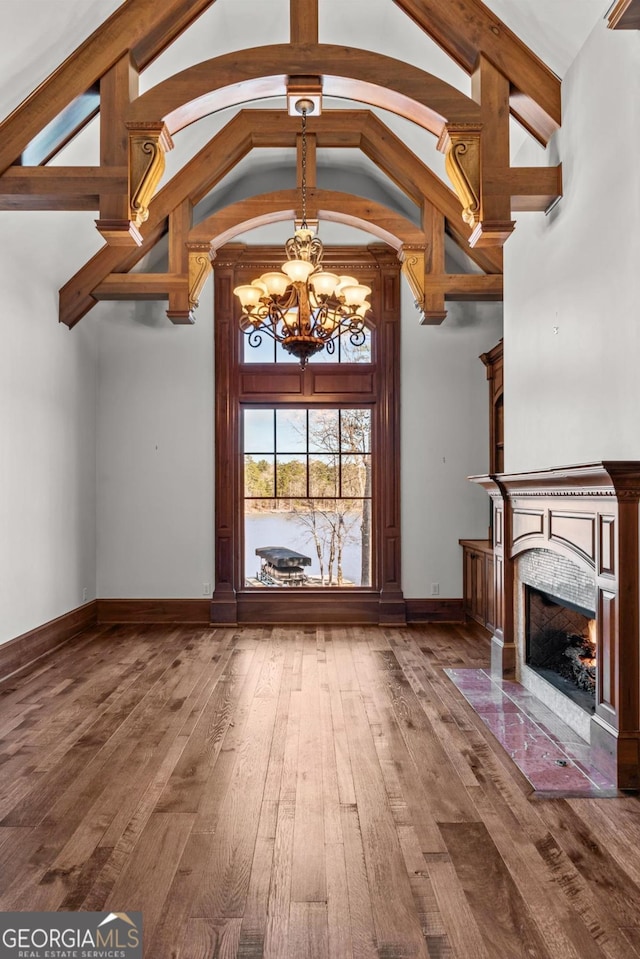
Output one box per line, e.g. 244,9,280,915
211,243,404,625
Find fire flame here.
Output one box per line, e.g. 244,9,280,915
583,619,597,668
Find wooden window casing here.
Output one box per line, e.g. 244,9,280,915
211,243,404,625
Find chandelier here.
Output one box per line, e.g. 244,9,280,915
233,99,373,368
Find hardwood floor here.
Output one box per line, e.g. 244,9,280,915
1,622,640,958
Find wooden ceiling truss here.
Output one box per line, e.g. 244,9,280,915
0,0,563,327
608,0,640,29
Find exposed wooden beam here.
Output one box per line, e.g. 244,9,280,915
422,273,503,300
191,190,426,250
608,0,640,28
0,167,127,210
423,205,448,321
239,110,503,275
0,0,219,176
126,45,481,138
359,113,503,275
250,114,362,150
93,273,187,300
59,112,254,327
392,0,561,144
97,54,139,240
166,199,193,322
508,165,562,212
469,55,514,247
290,0,318,43
59,110,506,327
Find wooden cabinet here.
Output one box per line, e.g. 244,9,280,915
480,338,503,474
460,540,495,631
459,340,501,633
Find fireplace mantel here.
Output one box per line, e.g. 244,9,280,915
471,462,640,789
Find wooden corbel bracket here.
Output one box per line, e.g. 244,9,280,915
400,246,426,316
165,242,213,325
127,121,174,230
399,246,448,325
437,124,482,230
97,121,174,247
188,242,214,311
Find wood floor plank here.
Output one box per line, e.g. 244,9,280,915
177,918,242,959
439,820,555,959
342,688,431,959
155,646,251,813
568,797,640,888
146,830,218,959
325,636,357,806
105,811,194,942
326,840,354,959
339,805,378,959
262,630,296,803
2,623,640,959
237,799,278,959
0,826,51,902
263,800,295,959
371,647,480,823
291,641,326,902
287,901,329,959
458,737,624,959
427,857,492,959
193,641,269,832
396,824,448,941
466,785,606,959
192,643,283,918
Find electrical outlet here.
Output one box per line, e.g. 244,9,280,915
202,582,211,595
82,587,88,603
430,582,440,596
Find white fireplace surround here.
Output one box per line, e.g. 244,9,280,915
514,551,595,742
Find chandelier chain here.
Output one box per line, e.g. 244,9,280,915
232,100,372,368
301,106,308,229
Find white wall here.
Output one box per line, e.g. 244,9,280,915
93,271,498,601
0,213,99,645
96,287,215,598
504,20,640,472
0,0,503,624
401,294,503,597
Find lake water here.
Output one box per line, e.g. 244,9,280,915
245,510,365,585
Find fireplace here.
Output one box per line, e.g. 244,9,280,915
526,586,595,712
512,548,598,741
473,462,640,790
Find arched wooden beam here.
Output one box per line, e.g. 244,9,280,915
60,109,504,328
190,189,426,250
393,0,560,144
93,190,501,322
126,44,481,138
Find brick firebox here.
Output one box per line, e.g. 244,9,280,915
472,463,640,790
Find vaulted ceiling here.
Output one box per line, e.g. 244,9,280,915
0,0,619,328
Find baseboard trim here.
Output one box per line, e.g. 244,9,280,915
0,600,98,683
234,591,383,626
405,598,465,623
0,597,464,680
100,596,463,625
97,598,211,624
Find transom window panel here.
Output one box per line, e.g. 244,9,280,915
242,325,373,364
243,408,372,587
